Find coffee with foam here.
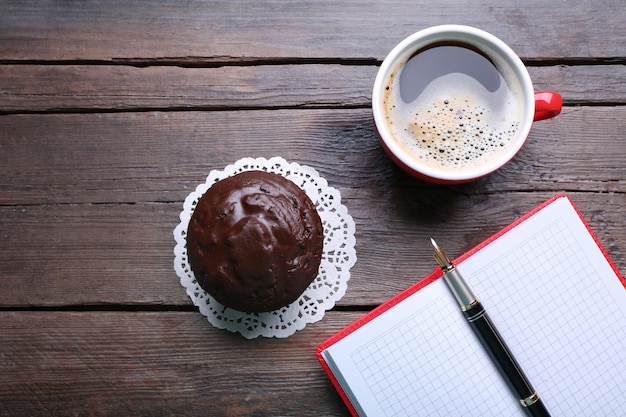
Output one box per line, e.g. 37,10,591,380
382,43,524,174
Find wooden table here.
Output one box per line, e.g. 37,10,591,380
1,2,624,416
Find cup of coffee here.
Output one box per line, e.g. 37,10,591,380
372,25,562,184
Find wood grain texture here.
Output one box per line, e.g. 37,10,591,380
1,192,623,308
0,310,358,417
1,0,625,61
1,65,626,113
0,107,624,207
1,1,625,416
0,64,376,112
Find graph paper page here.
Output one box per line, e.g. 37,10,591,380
322,196,626,416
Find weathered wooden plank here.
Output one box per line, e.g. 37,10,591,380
0,202,182,307
528,65,626,105
0,192,623,308
1,0,625,61
0,108,624,207
0,64,375,112
0,310,359,417
0,64,624,112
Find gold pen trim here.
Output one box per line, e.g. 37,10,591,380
462,299,480,313
520,392,540,407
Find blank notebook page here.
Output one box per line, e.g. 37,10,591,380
322,196,626,417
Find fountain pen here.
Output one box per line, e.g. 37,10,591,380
430,238,551,417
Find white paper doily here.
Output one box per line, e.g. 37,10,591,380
173,156,356,339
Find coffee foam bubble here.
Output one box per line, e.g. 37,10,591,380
383,65,523,173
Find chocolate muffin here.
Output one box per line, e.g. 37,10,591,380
186,170,324,313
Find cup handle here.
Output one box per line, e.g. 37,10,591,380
534,91,562,121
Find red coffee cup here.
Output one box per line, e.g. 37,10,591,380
372,25,562,184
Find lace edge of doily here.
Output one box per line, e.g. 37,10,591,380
173,156,356,339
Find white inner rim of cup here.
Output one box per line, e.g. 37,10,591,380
373,25,535,182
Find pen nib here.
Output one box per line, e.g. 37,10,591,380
431,238,453,270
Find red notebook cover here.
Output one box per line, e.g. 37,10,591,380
316,194,625,417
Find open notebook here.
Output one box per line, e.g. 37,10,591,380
317,195,626,417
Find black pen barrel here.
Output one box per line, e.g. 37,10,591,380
433,240,551,416
465,302,551,417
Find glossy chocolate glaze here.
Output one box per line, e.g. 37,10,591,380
187,171,324,313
